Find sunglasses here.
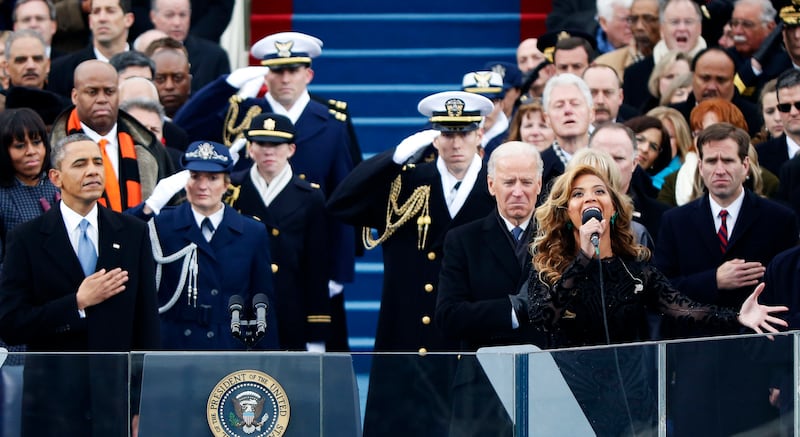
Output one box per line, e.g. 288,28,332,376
777,101,800,113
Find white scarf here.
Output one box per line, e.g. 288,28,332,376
652,36,707,65
250,163,293,207
674,152,698,206
437,154,482,218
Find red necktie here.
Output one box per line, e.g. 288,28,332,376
718,210,729,253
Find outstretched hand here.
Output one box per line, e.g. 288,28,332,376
737,283,788,340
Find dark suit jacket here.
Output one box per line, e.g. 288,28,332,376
756,134,791,178
777,152,800,222
436,211,535,350
0,204,160,437
435,210,537,437
539,144,565,205
47,44,95,98
654,190,798,436
231,171,330,350
184,34,230,93
623,56,655,111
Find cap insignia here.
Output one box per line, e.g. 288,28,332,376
264,118,276,131
186,142,230,163
275,40,294,58
445,98,465,117
473,72,493,88
558,31,571,41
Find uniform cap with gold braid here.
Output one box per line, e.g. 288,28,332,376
417,91,494,132
246,113,296,144
461,71,505,99
251,32,323,69
780,0,800,26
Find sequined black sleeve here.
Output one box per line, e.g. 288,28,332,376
526,250,593,330
642,263,739,332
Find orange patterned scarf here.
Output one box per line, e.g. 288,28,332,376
66,109,142,211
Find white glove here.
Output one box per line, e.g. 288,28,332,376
145,170,190,214
306,342,326,353
225,66,270,89
237,75,265,98
328,280,343,298
392,129,440,164
229,137,247,166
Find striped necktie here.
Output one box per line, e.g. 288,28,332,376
718,209,729,253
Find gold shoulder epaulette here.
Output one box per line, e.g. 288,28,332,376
328,108,347,122
223,184,241,206
328,99,348,111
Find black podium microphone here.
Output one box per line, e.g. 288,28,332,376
228,295,244,337
253,294,269,336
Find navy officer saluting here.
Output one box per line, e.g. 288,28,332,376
328,91,496,437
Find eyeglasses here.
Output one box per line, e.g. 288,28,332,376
729,18,760,30
777,101,800,113
626,14,659,25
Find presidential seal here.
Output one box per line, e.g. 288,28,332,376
207,370,290,437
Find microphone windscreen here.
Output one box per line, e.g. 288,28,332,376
581,207,603,225
228,294,244,309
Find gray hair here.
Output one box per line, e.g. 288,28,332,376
596,0,634,21
542,73,594,112
120,97,166,120
487,141,544,178
51,133,94,169
733,0,776,24
5,29,46,59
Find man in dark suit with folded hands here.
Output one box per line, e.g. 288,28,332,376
0,133,160,437
435,141,544,436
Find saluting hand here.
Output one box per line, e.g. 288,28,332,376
76,268,129,310
737,282,788,340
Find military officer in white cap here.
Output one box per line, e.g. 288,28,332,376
328,91,495,437
461,70,508,153
174,32,357,350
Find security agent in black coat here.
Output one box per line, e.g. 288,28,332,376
229,113,331,350
328,91,496,437
436,142,545,436
756,133,792,177
46,44,95,98
183,34,230,93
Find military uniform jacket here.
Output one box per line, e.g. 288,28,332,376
328,148,496,352
174,77,356,283
231,171,331,350
152,202,279,350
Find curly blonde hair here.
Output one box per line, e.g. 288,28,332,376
533,165,650,285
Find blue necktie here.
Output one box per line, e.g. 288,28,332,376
511,226,524,247
77,219,97,277
201,217,215,242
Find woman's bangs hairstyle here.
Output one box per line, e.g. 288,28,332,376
0,108,50,187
